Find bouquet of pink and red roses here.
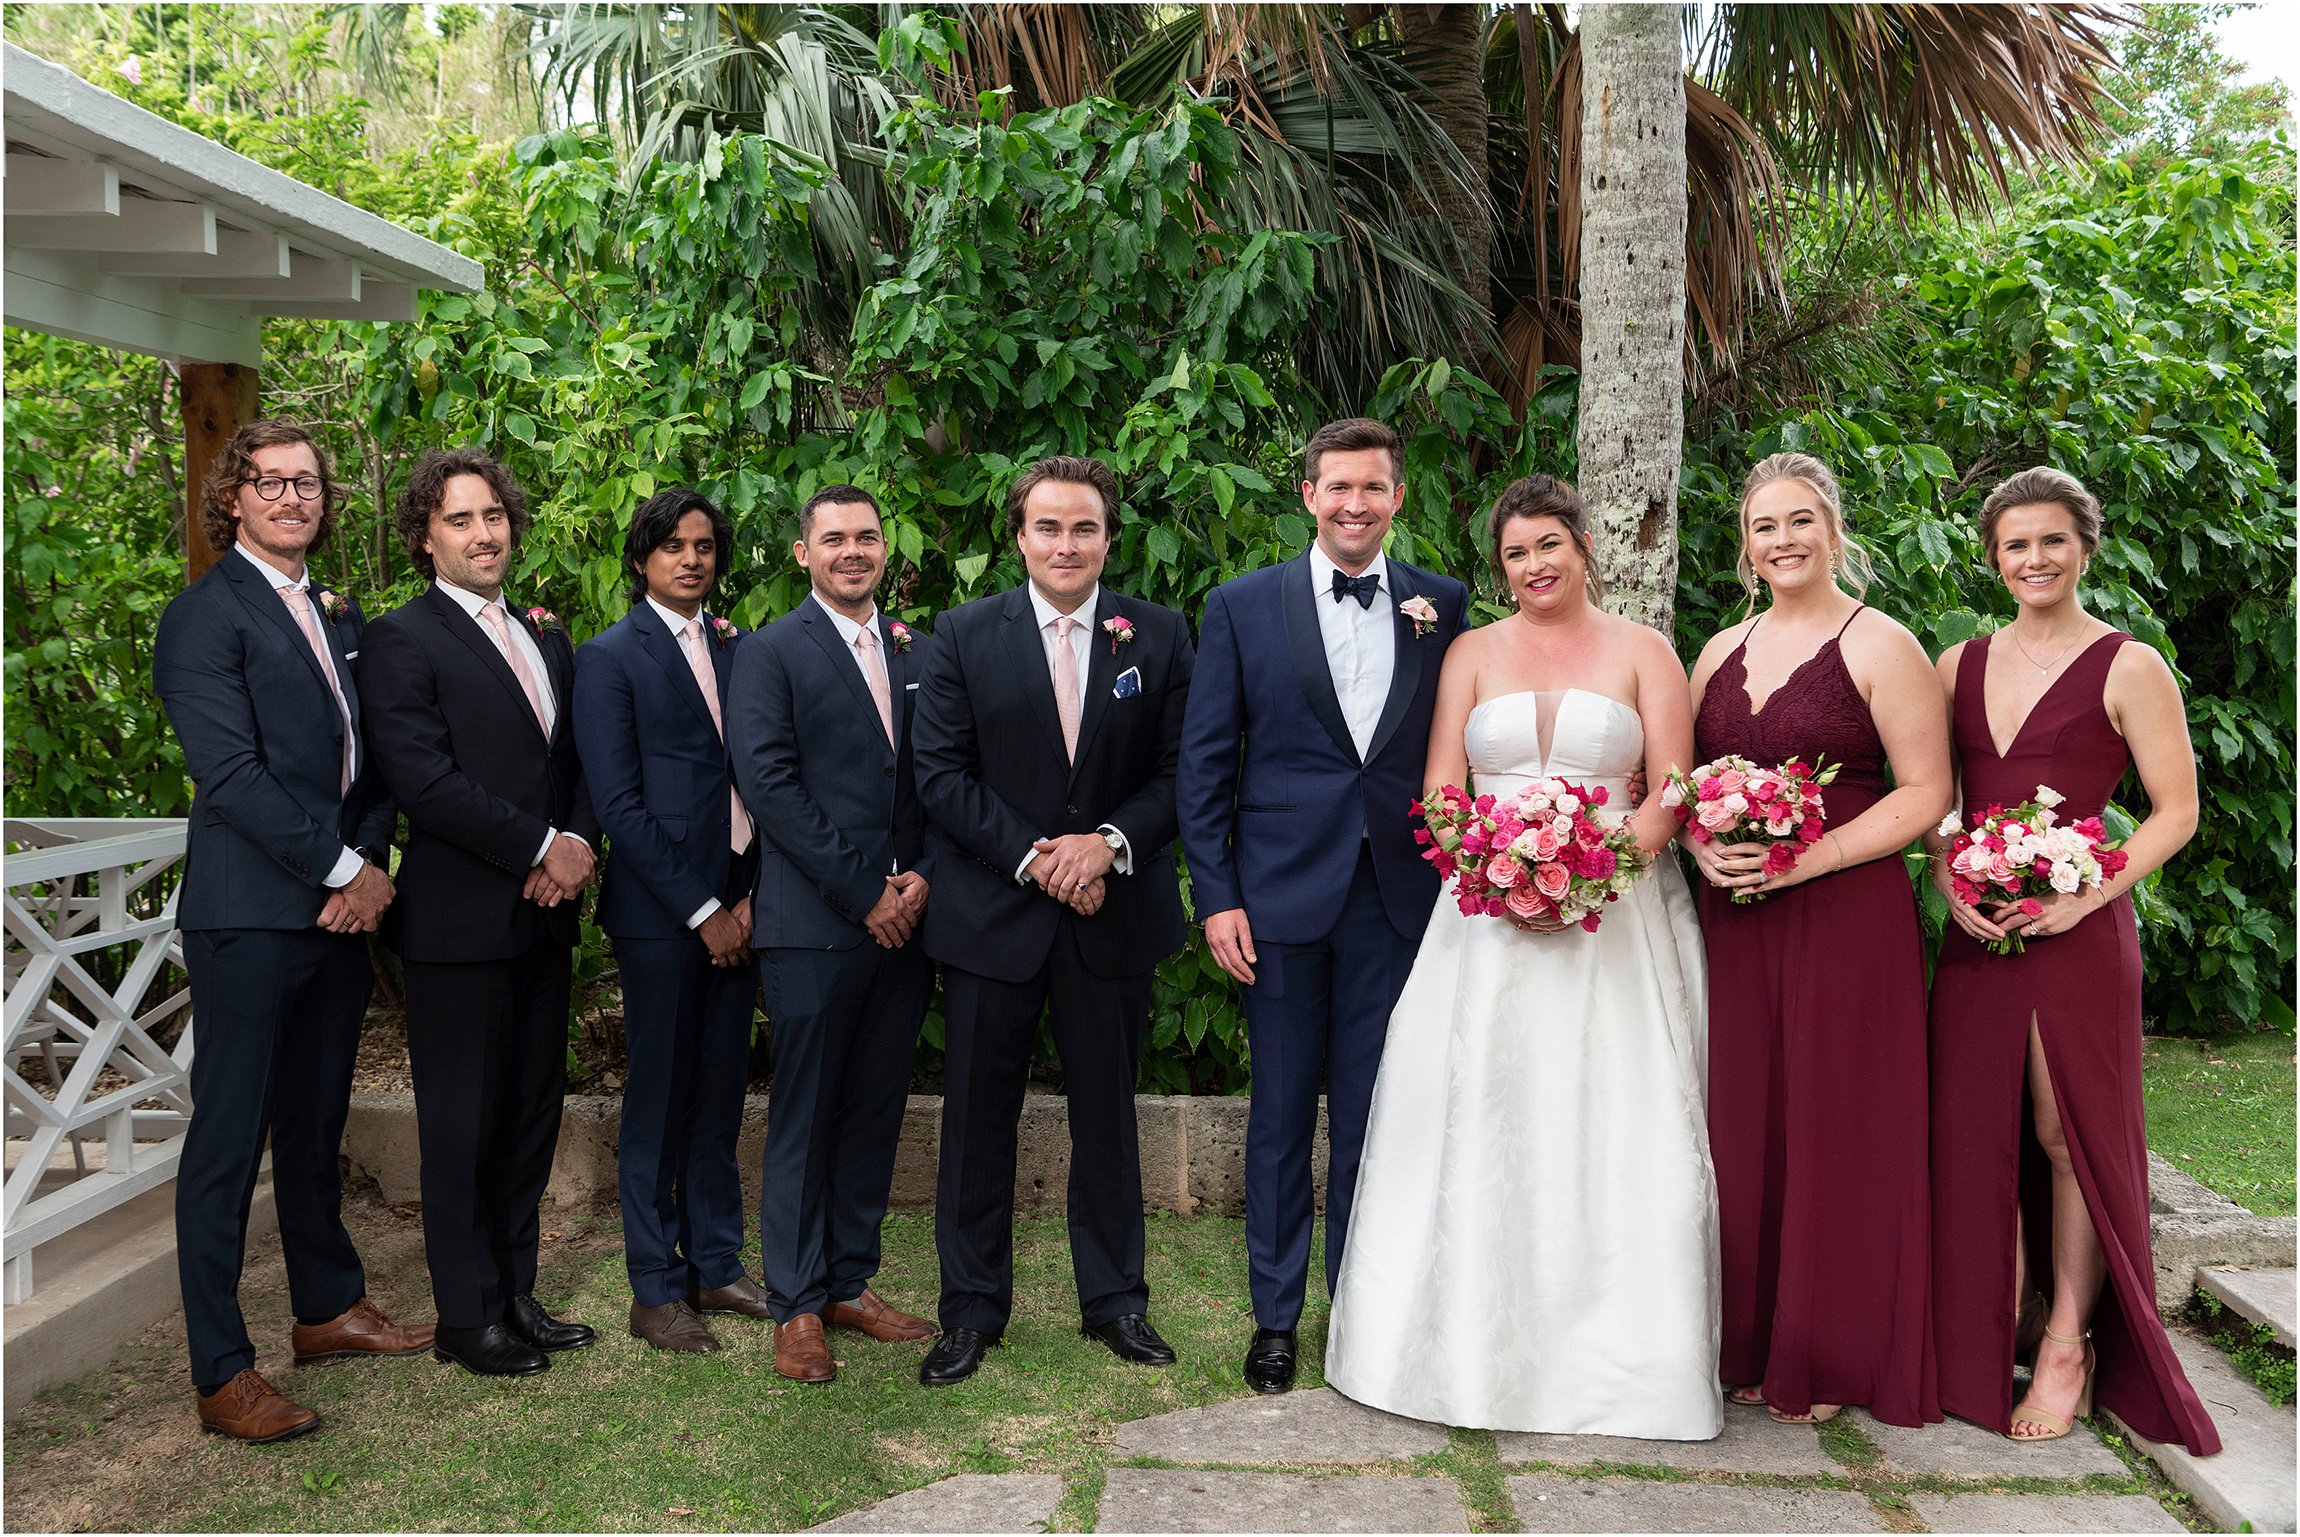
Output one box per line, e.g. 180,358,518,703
1938,787,2128,955
1413,778,1651,933
1659,754,1841,903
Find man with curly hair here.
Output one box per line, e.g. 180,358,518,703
154,420,431,1443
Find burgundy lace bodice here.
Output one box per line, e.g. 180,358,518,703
1694,614,1888,799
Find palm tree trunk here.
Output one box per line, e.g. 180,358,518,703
1393,4,1491,314
1574,3,1685,635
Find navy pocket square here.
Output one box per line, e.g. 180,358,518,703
1113,666,1142,699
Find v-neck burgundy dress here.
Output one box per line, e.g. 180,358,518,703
1695,608,1939,1427
1929,632,2220,1453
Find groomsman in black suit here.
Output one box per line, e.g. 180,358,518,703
727,484,938,1383
358,448,601,1377
572,488,766,1354
910,456,1194,1386
154,421,432,1443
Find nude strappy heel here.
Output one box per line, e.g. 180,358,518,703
2007,1326,2095,1441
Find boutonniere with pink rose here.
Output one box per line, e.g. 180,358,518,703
1102,614,1135,654
525,606,563,635
710,615,739,647
887,620,915,653
1399,595,1440,638
316,589,350,624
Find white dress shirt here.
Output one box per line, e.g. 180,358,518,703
238,543,363,890
1307,543,1395,760
648,596,737,931
808,593,892,704
1017,582,1132,882
435,578,582,868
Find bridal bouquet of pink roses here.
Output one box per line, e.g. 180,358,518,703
1660,754,1840,903
1413,779,1651,933
1937,787,2128,955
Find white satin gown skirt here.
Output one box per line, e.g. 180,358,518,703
1324,690,1724,1439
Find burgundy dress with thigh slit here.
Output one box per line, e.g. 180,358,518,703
1928,632,2219,1453
1695,607,1940,1427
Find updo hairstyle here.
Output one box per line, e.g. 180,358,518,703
1488,474,1605,604
1735,451,1875,605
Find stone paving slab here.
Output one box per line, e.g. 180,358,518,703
1098,1469,1467,1532
1905,1493,2186,1533
811,1474,1064,1533
2104,1327,2298,1535
1508,1476,1883,1532
1112,1386,1449,1463
1496,1407,1837,1475
2200,1265,2298,1349
1849,1408,2125,1479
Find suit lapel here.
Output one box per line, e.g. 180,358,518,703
1001,586,1068,764
1365,561,1427,765
706,613,735,717
1281,553,1361,763
1067,590,1125,782
515,605,575,747
877,612,909,754
428,586,549,749
800,600,894,755
635,603,718,736
221,551,340,705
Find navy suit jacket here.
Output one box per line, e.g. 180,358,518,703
1177,551,1468,945
726,597,930,952
573,603,745,941
913,585,1191,984
154,550,394,932
357,584,599,964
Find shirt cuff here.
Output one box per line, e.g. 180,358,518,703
687,897,722,929
324,846,365,889
1097,824,1133,875
1015,847,1040,885
533,828,556,868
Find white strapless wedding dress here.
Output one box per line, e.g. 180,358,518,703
1325,689,1723,1439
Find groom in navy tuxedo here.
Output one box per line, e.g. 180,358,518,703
1177,417,1468,1394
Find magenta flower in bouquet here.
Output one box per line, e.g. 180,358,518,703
1413,778,1651,933
1938,786,2129,955
1660,754,1840,903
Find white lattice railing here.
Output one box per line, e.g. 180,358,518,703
3,818,193,1302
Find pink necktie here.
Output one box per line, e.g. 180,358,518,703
683,620,753,855
479,601,548,735
1051,615,1081,762
855,624,895,746
283,585,352,794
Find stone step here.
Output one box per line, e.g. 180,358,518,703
1904,1493,2185,1532
1509,1476,1882,1533
809,1474,1063,1533
1112,1386,1446,1464
1099,1469,1469,1533
2198,1266,2298,1350
2103,1326,2298,1535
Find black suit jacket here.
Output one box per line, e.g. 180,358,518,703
153,551,394,931
728,597,933,951
912,585,1191,983
357,584,600,964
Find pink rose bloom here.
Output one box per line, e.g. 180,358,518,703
1533,825,1565,860
1485,853,1524,889
1505,883,1545,919
1988,853,2016,882
1713,769,1747,795
1534,861,1573,901
1696,802,1737,833
1749,778,1779,803
1576,818,1605,848
1698,775,1722,800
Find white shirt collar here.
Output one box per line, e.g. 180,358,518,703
1026,581,1101,632
646,595,711,637
432,578,508,620
235,541,307,592
808,592,880,647
1308,542,1388,596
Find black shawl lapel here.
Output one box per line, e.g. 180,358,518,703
1364,561,1427,765
1281,553,1361,763
1067,588,1124,784
1000,585,1068,765
632,602,719,736
427,585,549,750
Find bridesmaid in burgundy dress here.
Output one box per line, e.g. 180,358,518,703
1686,452,1949,1427
1926,468,2217,1451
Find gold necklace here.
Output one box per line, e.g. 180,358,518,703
2008,627,2082,678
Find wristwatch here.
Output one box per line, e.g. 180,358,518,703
1100,828,1126,856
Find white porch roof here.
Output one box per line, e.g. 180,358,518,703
2,43,482,367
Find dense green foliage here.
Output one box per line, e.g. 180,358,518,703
4,12,2291,1084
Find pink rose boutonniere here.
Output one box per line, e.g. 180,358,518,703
1399,595,1439,638
887,620,915,653
315,589,350,623
525,606,563,635
710,615,739,646
1102,614,1135,654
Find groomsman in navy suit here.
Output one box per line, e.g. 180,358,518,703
725,485,938,1384
572,488,765,1354
359,448,601,1378
911,456,1195,1387
1177,418,1468,1394
154,421,432,1443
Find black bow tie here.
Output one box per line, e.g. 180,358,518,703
1331,570,1381,608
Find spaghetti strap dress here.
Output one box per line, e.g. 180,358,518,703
1928,632,2220,1454
1695,605,1940,1426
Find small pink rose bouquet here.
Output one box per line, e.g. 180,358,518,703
1399,595,1439,637
710,615,739,646
1661,754,1840,903
316,589,349,623
1102,614,1134,653
887,620,914,653
525,605,563,635
1413,778,1650,933
1938,786,2128,955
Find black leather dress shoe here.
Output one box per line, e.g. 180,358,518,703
507,1294,597,1351
433,1323,550,1377
1243,1327,1297,1394
1084,1313,1177,1366
918,1327,996,1386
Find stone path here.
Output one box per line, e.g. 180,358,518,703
2102,1324,2298,1535
2198,1264,2297,1350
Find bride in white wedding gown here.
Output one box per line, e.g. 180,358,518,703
1325,478,1721,1440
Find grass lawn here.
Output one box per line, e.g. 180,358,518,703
2140,1030,2297,1216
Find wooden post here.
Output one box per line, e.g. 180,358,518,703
177,361,259,584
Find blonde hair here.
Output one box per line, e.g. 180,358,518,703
1735,451,1875,611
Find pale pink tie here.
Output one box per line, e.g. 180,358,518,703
683,620,753,855
479,601,548,735
855,624,895,746
283,584,352,794
1051,615,1081,762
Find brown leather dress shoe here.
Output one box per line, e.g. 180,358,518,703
630,1299,720,1353
828,1286,937,1342
774,1313,836,1383
197,1369,320,1443
291,1297,436,1365
690,1274,774,1321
